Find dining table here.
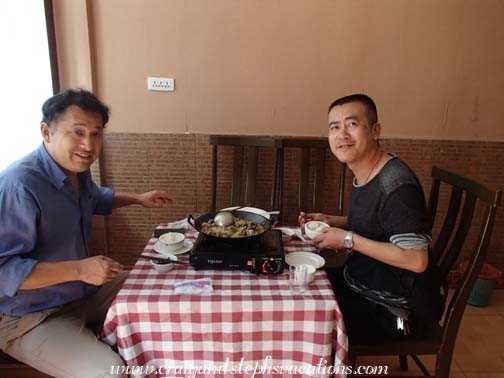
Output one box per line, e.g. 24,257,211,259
102,220,348,378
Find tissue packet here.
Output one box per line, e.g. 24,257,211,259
173,278,213,294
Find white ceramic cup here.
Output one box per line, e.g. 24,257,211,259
289,265,307,294
300,264,316,283
158,232,185,252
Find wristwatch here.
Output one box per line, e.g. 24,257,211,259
343,231,354,255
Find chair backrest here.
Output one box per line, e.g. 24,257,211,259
282,137,347,216
427,165,501,358
209,135,283,213
209,136,348,225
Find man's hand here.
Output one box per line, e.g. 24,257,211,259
113,190,175,209
312,227,346,250
76,256,124,286
20,256,125,290
298,212,334,229
137,190,175,208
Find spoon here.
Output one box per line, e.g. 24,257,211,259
140,254,190,265
213,211,234,227
279,227,307,242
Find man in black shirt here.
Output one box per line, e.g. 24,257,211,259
299,94,443,342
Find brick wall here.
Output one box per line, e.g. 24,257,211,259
92,133,504,270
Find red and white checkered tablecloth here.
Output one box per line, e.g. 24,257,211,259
102,223,348,378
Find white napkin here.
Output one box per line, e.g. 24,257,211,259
173,278,213,294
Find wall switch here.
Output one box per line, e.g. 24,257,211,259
147,77,175,92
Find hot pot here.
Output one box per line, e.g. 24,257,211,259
187,210,273,243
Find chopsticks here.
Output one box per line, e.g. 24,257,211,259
140,254,190,266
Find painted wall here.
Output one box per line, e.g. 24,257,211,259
54,0,504,141
53,0,94,90
51,1,504,269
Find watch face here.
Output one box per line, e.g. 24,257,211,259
344,233,353,249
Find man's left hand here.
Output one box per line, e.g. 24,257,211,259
313,227,347,250
138,190,175,208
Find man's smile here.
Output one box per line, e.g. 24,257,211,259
74,151,93,160
337,143,354,150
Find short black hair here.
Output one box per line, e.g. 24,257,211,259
41,88,110,128
327,94,378,125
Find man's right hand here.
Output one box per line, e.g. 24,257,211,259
19,256,125,290
298,212,334,230
76,256,124,286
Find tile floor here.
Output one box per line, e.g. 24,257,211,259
358,290,504,377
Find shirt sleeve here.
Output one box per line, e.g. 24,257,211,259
92,184,114,216
389,232,432,250
380,183,432,241
0,184,40,297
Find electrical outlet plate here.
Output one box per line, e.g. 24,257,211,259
147,77,175,92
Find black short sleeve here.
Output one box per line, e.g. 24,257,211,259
380,184,431,237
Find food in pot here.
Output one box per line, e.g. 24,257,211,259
202,217,264,237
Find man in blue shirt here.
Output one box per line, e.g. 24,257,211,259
0,89,174,377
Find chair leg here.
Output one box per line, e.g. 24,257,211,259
399,355,408,371
347,351,357,368
435,352,453,378
411,354,432,377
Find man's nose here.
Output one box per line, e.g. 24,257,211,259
80,135,93,150
337,125,350,138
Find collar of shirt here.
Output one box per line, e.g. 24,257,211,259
36,143,91,191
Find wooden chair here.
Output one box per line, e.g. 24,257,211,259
281,137,347,216
209,135,284,215
348,165,502,377
0,352,51,378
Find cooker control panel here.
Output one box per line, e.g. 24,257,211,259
260,257,284,274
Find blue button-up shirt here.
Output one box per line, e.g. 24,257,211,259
0,144,113,316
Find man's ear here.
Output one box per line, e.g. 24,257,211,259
372,123,382,140
40,122,51,143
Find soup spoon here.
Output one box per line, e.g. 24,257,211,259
214,211,234,227
279,227,307,242
140,254,190,265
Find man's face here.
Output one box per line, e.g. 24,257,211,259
327,101,380,166
41,105,104,176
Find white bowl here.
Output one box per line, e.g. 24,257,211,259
285,252,325,269
304,221,330,240
158,232,185,252
299,264,316,283
150,253,178,272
